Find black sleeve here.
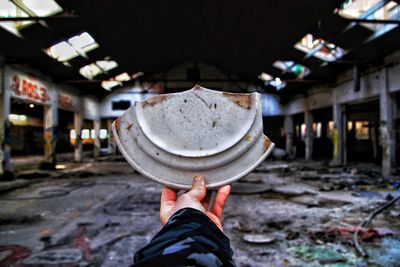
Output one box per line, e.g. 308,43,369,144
133,208,236,267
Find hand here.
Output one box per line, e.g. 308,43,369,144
160,176,231,231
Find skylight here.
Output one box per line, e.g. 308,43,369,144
273,60,311,79
338,0,400,33
258,73,287,90
46,32,99,62
294,34,346,62
101,80,121,91
115,72,131,82
0,0,62,37
269,77,287,91
258,72,273,82
79,59,118,79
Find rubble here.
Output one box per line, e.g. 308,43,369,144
0,159,398,266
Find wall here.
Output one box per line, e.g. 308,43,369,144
283,49,400,116
99,84,158,118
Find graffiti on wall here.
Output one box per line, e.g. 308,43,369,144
10,75,51,104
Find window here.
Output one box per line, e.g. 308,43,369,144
79,59,118,80
338,0,400,34
273,60,311,79
46,32,99,62
90,129,96,139
99,129,108,139
81,129,90,139
112,100,131,110
355,121,370,140
295,34,346,62
313,122,322,138
0,0,62,37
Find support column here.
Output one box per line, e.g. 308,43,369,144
44,103,58,167
305,110,314,160
74,112,82,162
332,102,344,166
284,115,294,158
380,68,396,178
107,119,116,154
93,119,101,159
0,66,12,178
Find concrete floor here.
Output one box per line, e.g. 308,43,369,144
0,158,399,266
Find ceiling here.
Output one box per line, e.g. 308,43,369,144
1,0,400,99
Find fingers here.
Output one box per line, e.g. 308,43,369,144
161,187,177,206
210,185,231,219
201,190,213,211
186,176,206,201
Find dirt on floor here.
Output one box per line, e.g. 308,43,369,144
0,157,399,266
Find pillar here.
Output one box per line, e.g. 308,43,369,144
44,103,58,166
305,110,314,160
107,119,116,154
74,112,82,162
284,115,294,157
93,119,101,159
380,68,396,178
0,66,12,178
332,102,344,166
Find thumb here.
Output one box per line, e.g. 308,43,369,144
186,176,206,201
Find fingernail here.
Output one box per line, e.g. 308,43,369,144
194,176,203,186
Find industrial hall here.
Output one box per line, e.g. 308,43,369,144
0,0,400,266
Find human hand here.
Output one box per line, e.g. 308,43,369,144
160,176,231,231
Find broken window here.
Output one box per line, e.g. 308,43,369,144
0,0,62,37
338,0,400,34
79,59,118,80
46,32,99,62
102,80,120,91
112,100,131,110
295,34,346,62
273,60,311,79
115,72,131,82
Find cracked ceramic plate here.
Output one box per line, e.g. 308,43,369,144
112,85,274,189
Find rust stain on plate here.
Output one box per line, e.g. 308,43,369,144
126,123,133,130
142,95,169,107
264,136,272,151
114,118,121,134
223,92,252,109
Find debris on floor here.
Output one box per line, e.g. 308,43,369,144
0,159,399,266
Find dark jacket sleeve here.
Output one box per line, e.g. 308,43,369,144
133,208,236,267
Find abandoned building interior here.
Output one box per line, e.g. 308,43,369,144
0,0,400,266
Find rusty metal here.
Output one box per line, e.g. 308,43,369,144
112,85,274,190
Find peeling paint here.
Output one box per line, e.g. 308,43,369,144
142,95,169,107
223,92,252,109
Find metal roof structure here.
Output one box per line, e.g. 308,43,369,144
1,0,400,99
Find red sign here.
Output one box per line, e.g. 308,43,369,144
10,75,50,103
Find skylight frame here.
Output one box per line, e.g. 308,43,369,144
294,34,346,62
46,32,99,62
273,60,311,79
338,0,400,34
79,59,118,80
101,80,121,91
0,0,63,37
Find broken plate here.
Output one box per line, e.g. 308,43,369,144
112,85,274,189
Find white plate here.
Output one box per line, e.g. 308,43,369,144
113,85,274,189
